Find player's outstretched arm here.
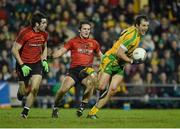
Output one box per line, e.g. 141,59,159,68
98,51,103,59
52,47,68,59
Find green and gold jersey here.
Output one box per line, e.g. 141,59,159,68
105,26,141,58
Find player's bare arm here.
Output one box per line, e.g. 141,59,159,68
98,51,103,59
41,42,48,60
116,46,132,63
52,47,68,58
11,42,24,65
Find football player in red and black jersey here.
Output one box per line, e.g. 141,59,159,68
12,12,49,118
51,21,103,118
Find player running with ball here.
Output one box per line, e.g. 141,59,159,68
87,15,149,119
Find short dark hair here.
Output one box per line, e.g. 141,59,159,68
134,15,148,26
31,11,47,27
78,21,91,30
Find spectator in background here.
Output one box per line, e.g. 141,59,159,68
163,49,175,83
155,17,170,36
145,72,157,98
128,71,145,96
157,72,174,107
150,51,159,65
148,12,160,34
124,3,135,25
118,14,129,30
169,40,180,70
151,64,159,84
0,72,4,81
142,34,155,55
1,65,11,81
99,30,112,52
137,63,146,80
173,65,180,98
140,4,150,16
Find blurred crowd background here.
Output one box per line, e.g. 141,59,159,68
0,0,180,108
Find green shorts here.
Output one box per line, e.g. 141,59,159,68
100,54,125,75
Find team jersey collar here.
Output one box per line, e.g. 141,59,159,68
79,35,89,39
133,26,142,38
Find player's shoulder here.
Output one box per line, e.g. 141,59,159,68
41,30,48,34
19,26,32,34
88,38,99,44
65,36,79,45
126,26,137,34
40,30,48,37
120,26,137,37
69,36,79,42
17,26,32,39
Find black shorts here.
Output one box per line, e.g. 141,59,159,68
67,66,95,85
16,61,43,81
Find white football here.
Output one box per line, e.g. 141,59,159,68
132,48,147,61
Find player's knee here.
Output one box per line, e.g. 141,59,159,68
86,79,93,87
60,88,68,94
25,86,31,95
31,87,39,96
109,87,117,96
98,84,106,91
85,85,92,91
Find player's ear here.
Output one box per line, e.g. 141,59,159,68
35,22,39,27
135,23,138,28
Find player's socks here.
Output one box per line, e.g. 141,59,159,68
88,106,99,115
17,91,24,101
21,107,29,118
87,106,99,119
52,107,59,118
76,102,87,117
99,89,108,99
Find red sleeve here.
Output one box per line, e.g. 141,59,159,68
43,32,48,42
15,29,28,45
94,40,101,53
64,39,73,50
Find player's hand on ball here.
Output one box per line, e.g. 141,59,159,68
131,59,143,64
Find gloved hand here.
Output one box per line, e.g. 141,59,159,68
42,59,49,72
131,59,143,64
21,64,32,77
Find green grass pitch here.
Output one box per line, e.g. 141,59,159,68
0,108,180,128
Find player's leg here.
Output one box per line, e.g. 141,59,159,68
16,64,31,101
76,67,99,117
52,76,75,118
17,81,31,100
87,71,111,118
87,54,125,119
21,75,42,118
76,74,96,117
98,74,123,107
88,74,123,119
